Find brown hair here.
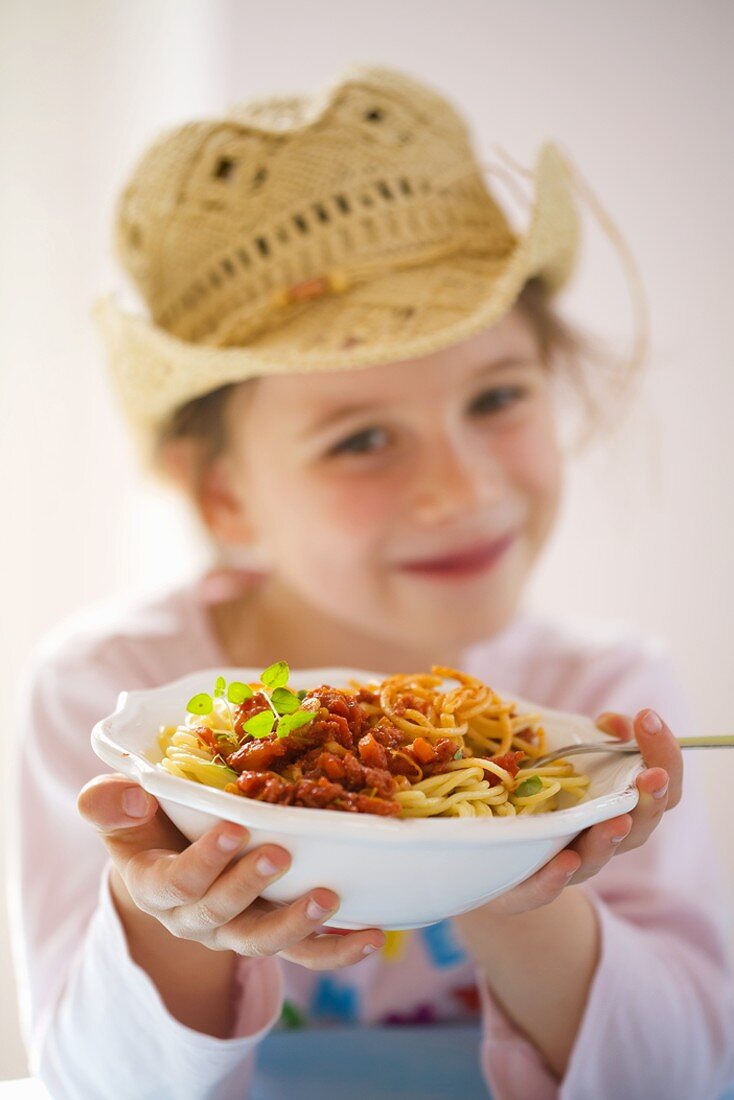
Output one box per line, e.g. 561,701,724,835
152,276,637,491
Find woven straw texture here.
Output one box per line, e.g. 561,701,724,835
93,63,585,461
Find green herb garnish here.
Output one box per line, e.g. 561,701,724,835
271,687,301,715
515,775,542,798
188,662,315,747
243,710,276,739
260,660,289,691
227,681,254,704
186,692,214,716
276,709,315,738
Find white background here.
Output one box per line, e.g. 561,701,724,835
1,0,732,1079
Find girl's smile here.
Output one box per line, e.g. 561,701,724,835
391,529,519,580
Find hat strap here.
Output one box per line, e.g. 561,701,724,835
490,142,651,405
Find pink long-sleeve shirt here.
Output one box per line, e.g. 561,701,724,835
9,564,734,1099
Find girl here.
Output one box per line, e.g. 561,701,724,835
11,63,734,1100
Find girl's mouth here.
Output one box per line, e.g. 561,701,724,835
393,532,518,580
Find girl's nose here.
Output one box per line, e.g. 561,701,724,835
410,438,501,525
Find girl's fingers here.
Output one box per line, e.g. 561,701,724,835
79,779,386,966
278,928,386,970
596,709,682,809
564,814,633,884
217,885,344,956
612,767,670,854
126,823,270,913
629,710,682,808
147,824,254,909
486,808,633,909
477,707,682,912
169,838,292,929
77,774,184,860
485,849,582,916
596,712,634,740
586,709,679,858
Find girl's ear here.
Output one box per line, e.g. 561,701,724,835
198,453,255,547
160,440,256,546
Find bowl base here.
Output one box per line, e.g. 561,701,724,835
322,918,432,932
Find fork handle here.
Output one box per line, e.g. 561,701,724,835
535,734,734,767
674,735,734,748
602,735,734,751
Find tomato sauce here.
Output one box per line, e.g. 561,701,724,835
201,685,525,817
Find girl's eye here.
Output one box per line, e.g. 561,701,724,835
468,385,527,416
323,384,528,459
327,426,390,457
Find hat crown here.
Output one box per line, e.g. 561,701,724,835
114,63,517,347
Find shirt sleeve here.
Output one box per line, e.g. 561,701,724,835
474,644,734,1100
8,638,285,1100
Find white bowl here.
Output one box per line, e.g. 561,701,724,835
91,666,644,930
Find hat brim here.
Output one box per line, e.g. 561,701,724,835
93,141,580,460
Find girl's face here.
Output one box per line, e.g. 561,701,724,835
213,304,563,656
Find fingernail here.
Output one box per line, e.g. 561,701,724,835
218,831,245,852
306,898,332,921
641,710,662,735
361,942,380,956
564,866,577,879
652,780,669,799
610,832,627,844
255,854,282,876
122,788,150,818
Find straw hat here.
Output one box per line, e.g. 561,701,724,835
93,62,588,464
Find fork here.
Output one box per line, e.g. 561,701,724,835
531,734,734,768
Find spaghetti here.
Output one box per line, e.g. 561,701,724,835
155,664,590,818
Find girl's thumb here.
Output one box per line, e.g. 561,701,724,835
121,786,156,820
77,774,158,834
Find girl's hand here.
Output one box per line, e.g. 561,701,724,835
77,773,385,967
478,708,683,917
